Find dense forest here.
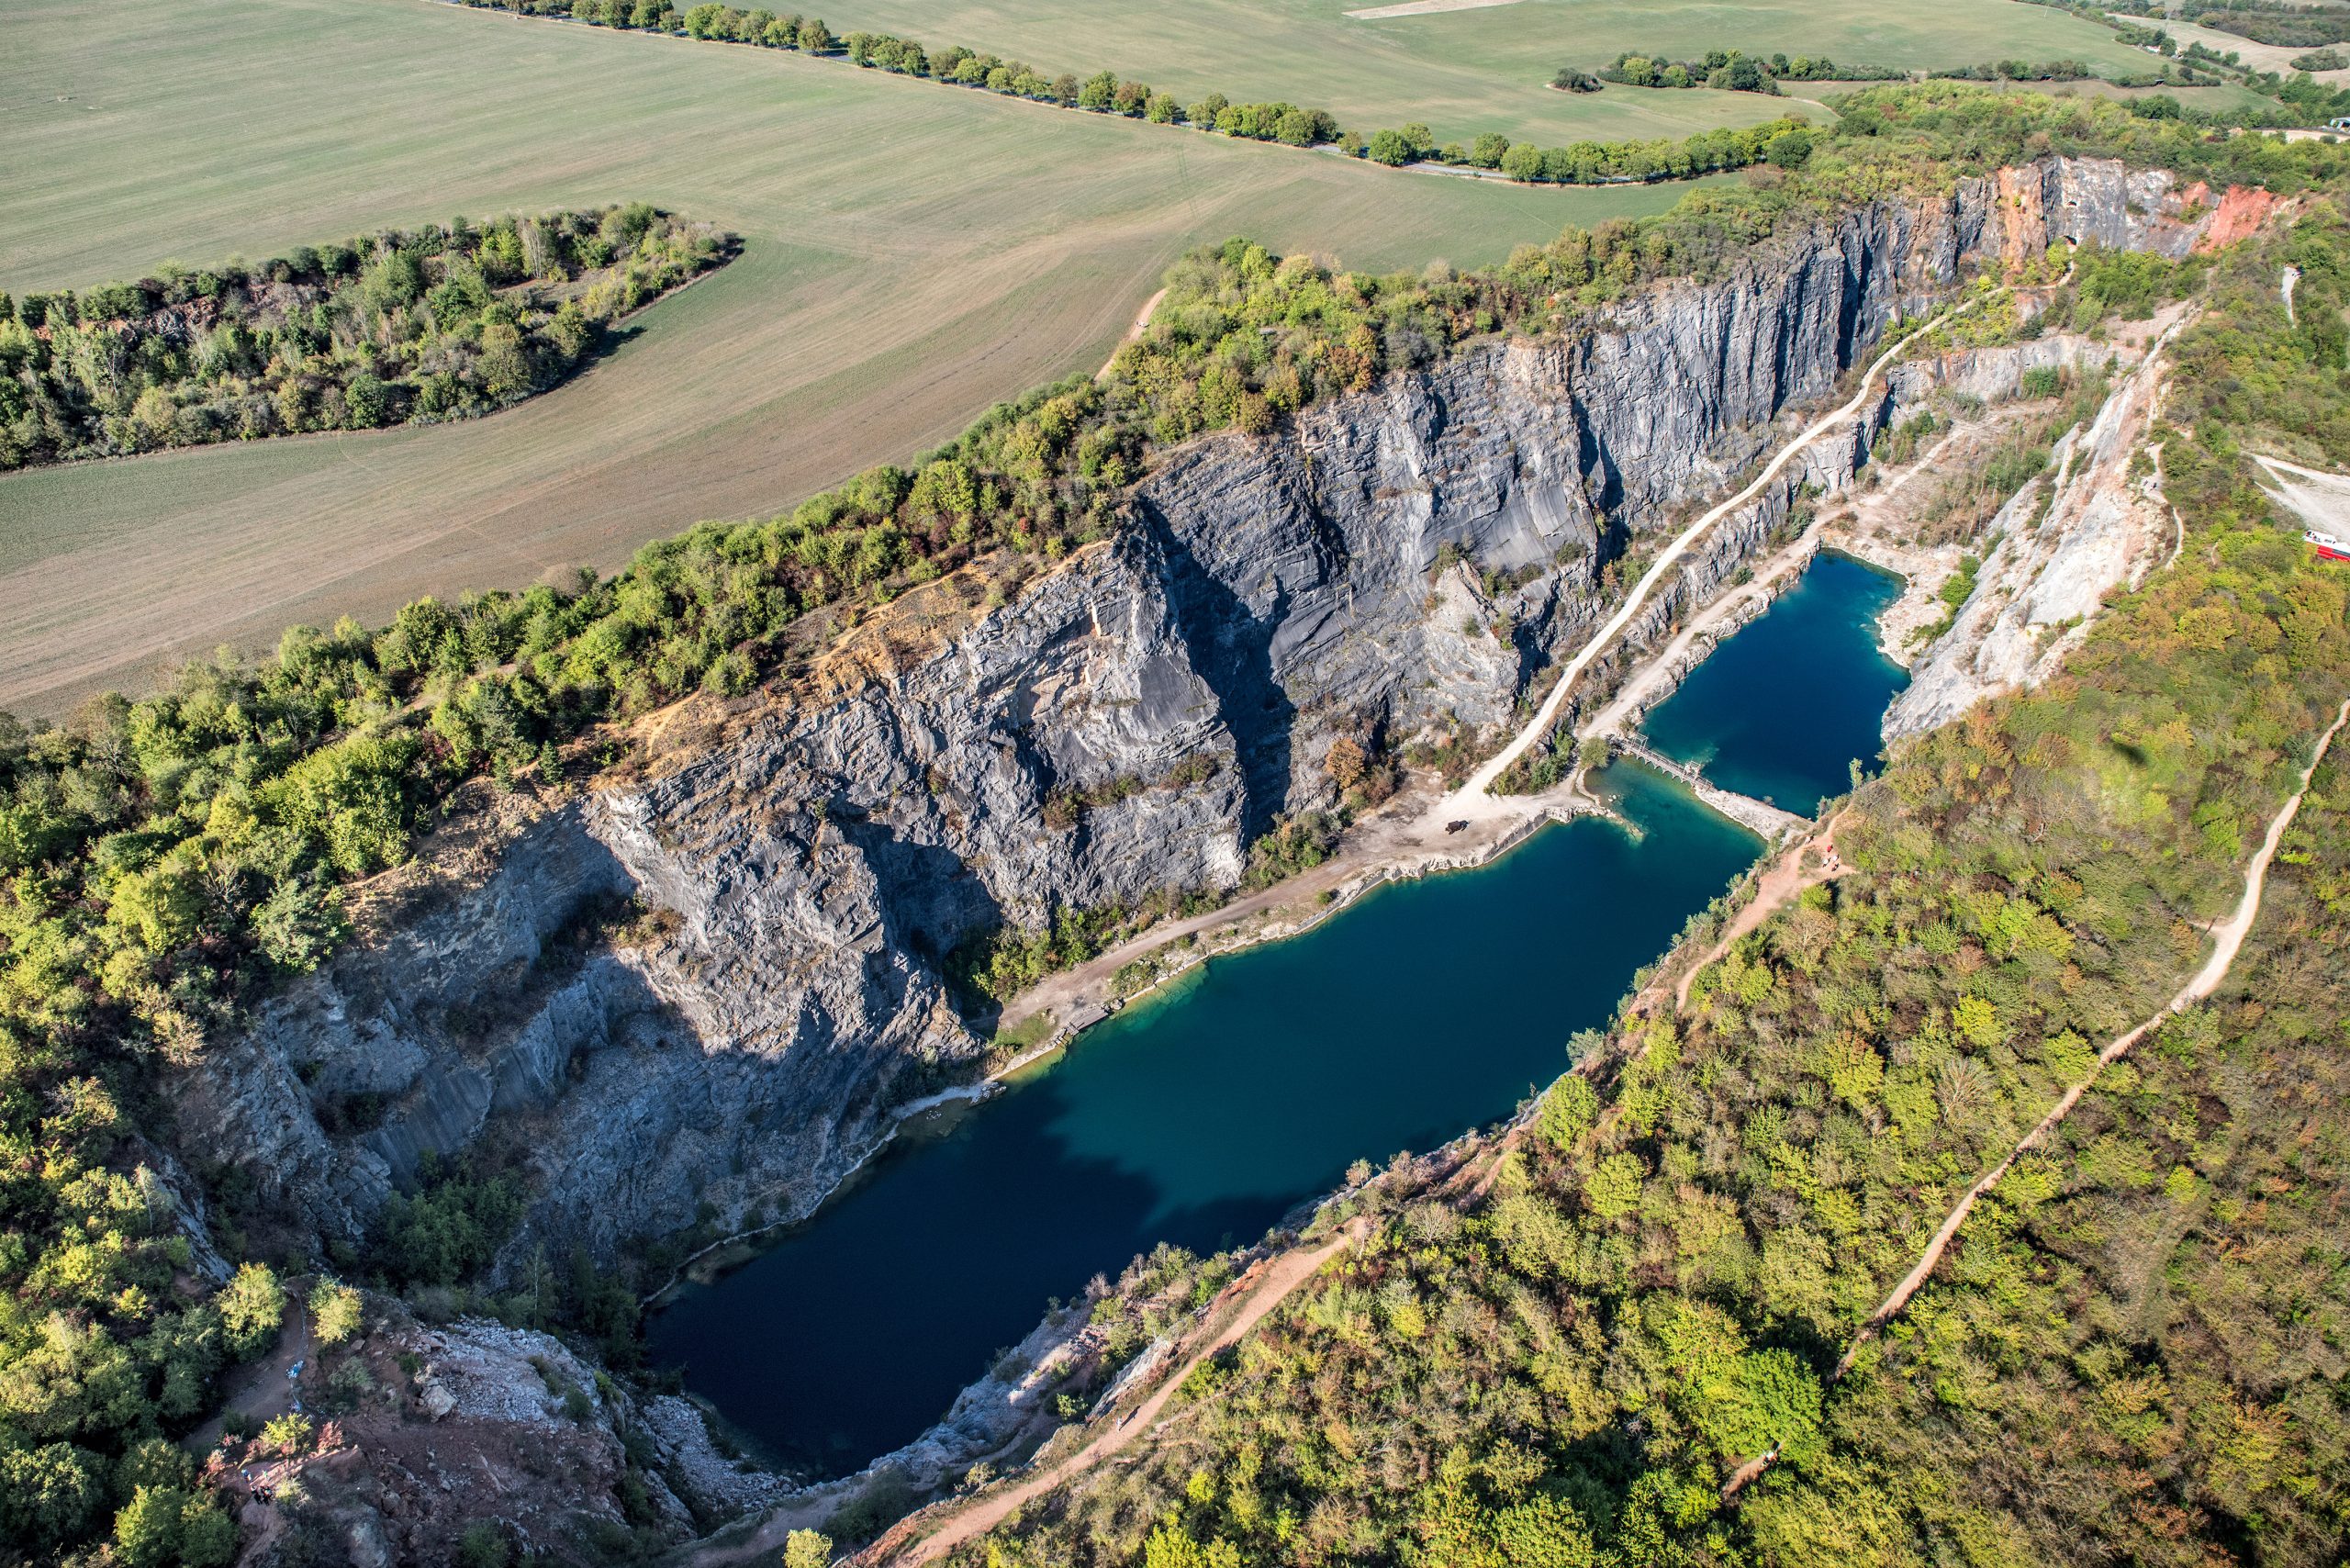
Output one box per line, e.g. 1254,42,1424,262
0,205,733,469
948,210,2350,1568
2,85,2347,1563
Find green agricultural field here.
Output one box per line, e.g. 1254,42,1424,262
818,0,2168,144
0,0,1708,716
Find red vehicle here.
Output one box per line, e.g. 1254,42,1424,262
2311,530,2350,565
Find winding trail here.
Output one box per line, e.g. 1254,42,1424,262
1723,696,2350,1501
1095,288,1167,378
1451,301,1972,811
186,1287,309,1457
868,1222,1368,1565
1674,816,1848,1012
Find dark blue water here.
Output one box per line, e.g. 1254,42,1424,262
646,767,1755,1473
646,551,1905,1475
1640,551,1908,816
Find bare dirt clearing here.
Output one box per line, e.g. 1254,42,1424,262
2255,452,2350,534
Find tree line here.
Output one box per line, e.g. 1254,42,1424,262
455,0,1349,145
0,205,733,470
3,84,2348,1565
1930,55,2192,86
1358,115,1821,183
1595,47,1907,93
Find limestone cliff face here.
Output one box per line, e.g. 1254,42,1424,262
1975,158,2214,271
174,157,2209,1273
1883,312,2179,741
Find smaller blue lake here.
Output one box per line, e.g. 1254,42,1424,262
1639,551,1908,816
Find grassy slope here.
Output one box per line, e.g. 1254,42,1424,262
0,0,1702,718
821,0,2166,143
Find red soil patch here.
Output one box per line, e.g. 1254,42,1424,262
2196,185,2277,252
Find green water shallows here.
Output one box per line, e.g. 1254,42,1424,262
646,550,1906,1477
646,767,1756,1473
1640,551,1909,817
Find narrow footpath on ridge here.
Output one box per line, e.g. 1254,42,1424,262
1672,814,1850,1012
1721,695,2350,1503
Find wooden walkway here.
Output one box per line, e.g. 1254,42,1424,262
1612,738,1807,842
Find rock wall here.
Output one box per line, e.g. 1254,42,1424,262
236,1305,744,1563
1885,310,2182,740
174,157,2218,1277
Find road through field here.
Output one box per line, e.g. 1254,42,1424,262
0,0,1699,715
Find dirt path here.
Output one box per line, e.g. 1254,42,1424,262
1095,288,1167,378
185,1290,308,1456
2154,441,2187,574
1455,302,1973,807
1674,818,1848,1012
871,1222,1366,1565
1583,411,1973,741
1722,697,2350,1500
1577,517,1826,749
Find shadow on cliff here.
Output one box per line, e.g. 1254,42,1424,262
1141,510,1295,846
645,1069,1296,1477
833,814,1003,964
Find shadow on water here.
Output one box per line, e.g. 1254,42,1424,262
647,767,1756,1474
1640,551,1908,818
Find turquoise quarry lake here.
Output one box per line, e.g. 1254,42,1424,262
1641,551,1908,817
646,551,1908,1474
